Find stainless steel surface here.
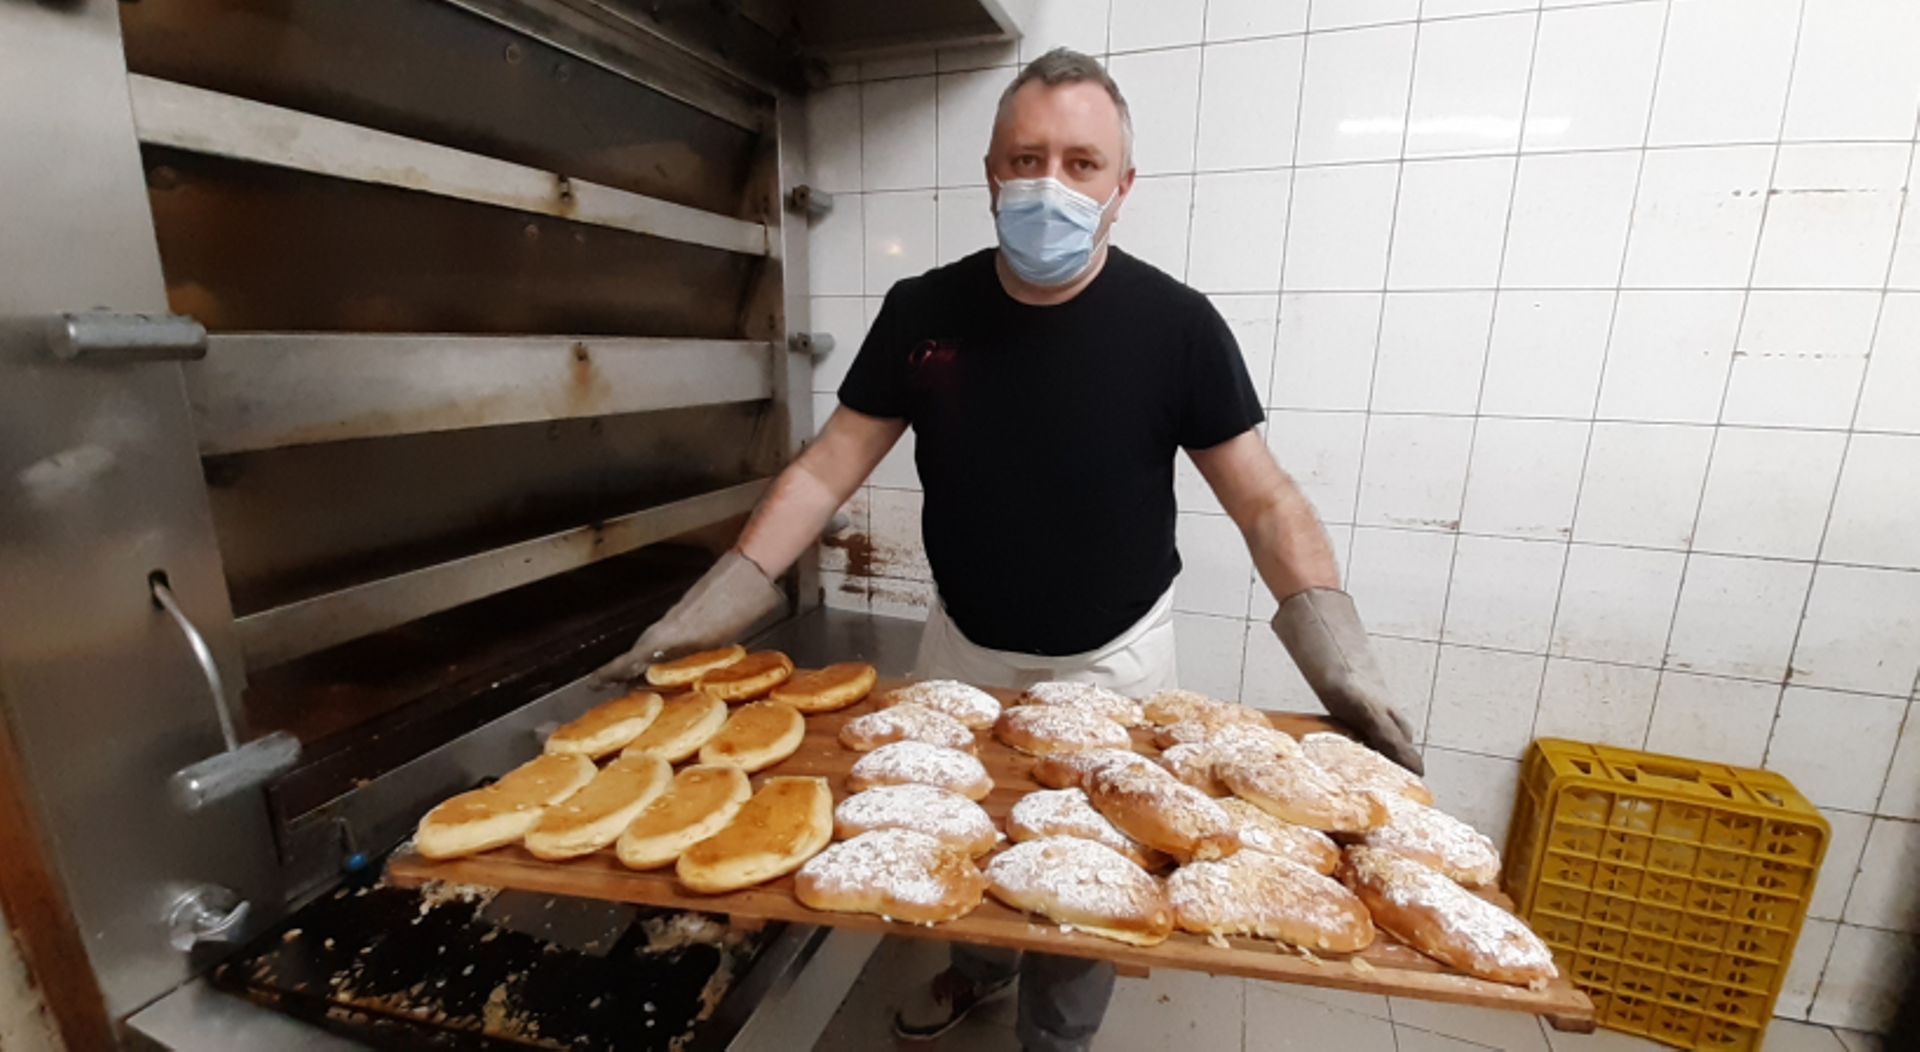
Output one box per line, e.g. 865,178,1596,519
723,927,881,1052
168,732,302,815
162,887,251,954
0,0,284,1024
189,334,775,455
795,0,1023,59
772,94,822,616
46,311,208,364
235,479,771,668
151,578,238,749
125,977,371,1052
131,74,771,257
749,607,927,677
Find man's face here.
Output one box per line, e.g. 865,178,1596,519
985,80,1136,234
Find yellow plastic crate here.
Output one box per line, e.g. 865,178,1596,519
1504,739,1829,1051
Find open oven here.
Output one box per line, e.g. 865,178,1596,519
0,1,1019,1047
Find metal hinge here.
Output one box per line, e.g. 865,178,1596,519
785,185,834,219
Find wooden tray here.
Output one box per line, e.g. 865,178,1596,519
388,679,1595,1030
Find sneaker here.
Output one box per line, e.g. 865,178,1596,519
891,967,1017,1041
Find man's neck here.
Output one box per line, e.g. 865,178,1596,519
995,243,1111,306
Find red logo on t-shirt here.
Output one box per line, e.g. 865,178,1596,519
910,339,961,369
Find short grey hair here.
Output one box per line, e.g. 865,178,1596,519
993,47,1135,167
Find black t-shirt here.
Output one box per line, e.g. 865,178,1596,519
838,248,1265,656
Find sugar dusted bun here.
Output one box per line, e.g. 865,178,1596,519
1087,763,1239,863
698,700,805,773
676,776,833,894
1158,743,1225,796
1362,795,1501,887
1169,850,1375,953
524,754,672,861
1216,798,1340,875
1007,787,1168,870
1015,681,1144,727
1340,846,1558,987
839,702,976,753
698,650,794,702
770,662,878,713
848,741,993,801
1217,751,1387,834
415,753,596,860
1030,748,1164,790
1300,732,1433,805
545,691,663,758
796,828,986,925
621,691,728,764
616,764,752,870
985,838,1173,946
880,680,1002,730
834,784,999,857
1141,689,1270,731
993,705,1131,757
646,645,746,688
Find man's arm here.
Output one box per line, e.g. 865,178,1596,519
1190,430,1423,773
593,407,906,683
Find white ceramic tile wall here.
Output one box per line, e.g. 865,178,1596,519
803,1,1920,1029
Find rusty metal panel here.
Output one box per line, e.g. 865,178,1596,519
144,146,763,336
120,0,764,216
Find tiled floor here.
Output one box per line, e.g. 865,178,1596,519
812,936,1890,1051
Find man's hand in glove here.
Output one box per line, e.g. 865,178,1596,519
591,550,786,686
1271,588,1423,774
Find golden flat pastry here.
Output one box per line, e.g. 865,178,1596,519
616,764,753,870
698,700,805,773
698,650,795,702
523,754,672,861
544,691,663,759
620,691,729,764
414,753,596,860
770,662,878,713
676,776,833,894
646,645,747,688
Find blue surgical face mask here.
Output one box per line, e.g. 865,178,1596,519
993,177,1115,287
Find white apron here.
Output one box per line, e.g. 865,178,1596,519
911,586,1179,695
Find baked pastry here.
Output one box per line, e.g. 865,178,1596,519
838,702,976,753
878,680,1002,730
1362,795,1501,887
1087,763,1238,863
848,741,993,801
1300,732,1433,805
615,764,753,870
993,705,1132,757
1168,850,1375,953
415,753,596,860
769,662,878,713
676,776,833,893
1015,681,1144,727
1216,798,1340,875
545,691,663,759
795,828,987,924
1340,846,1558,986
697,650,794,701
1007,787,1167,870
1030,748,1165,790
524,754,672,861
646,645,746,688
834,784,999,857
1217,751,1386,834
1158,743,1225,796
1141,689,1270,731
698,700,805,773
621,691,729,764
985,837,1173,946
1204,721,1302,761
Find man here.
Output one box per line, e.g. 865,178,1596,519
595,48,1420,1052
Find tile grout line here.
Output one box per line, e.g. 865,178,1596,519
1346,8,1430,743
1535,0,1677,751
1433,2,1552,755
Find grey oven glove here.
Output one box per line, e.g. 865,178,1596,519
590,550,787,686
1271,588,1424,775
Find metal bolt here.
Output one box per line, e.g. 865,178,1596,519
504,42,523,64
